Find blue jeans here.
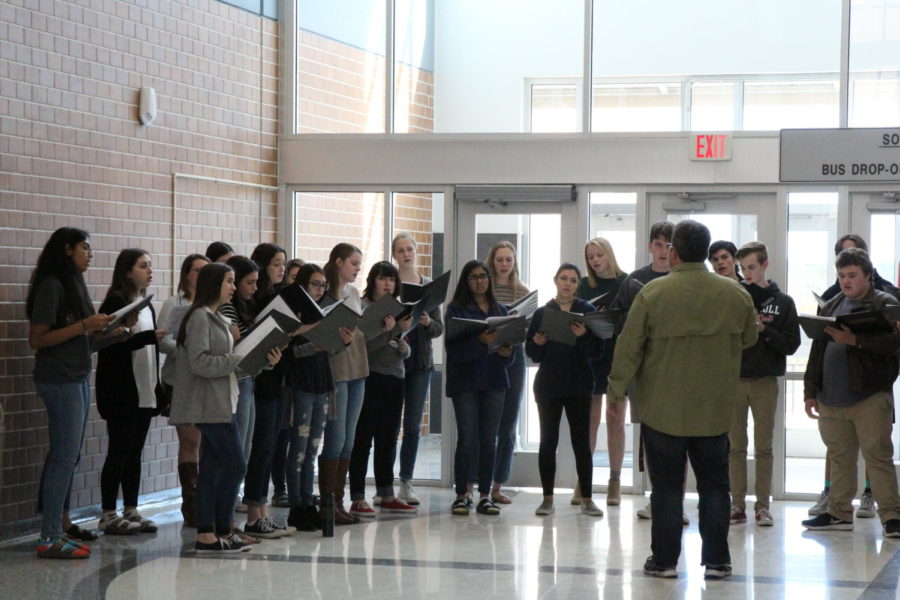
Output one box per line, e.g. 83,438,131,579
36,379,91,539
494,347,525,484
321,378,365,460
234,376,255,462
286,389,327,507
399,367,433,481
642,423,731,568
243,386,285,506
452,390,504,495
197,418,247,536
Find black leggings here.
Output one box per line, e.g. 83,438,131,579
537,395,593,498
101,408,154,510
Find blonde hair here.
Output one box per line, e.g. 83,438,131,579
584,237,624,287
486,241,524,293
391,231,418,255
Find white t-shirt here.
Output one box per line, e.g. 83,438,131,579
132,306,158,409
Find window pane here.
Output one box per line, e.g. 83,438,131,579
391,192,444,480
743,81,839,130
293,192,385,281
530,83,578,133
394,0,435,134
785,192,837,494
592,83,681,132
589,192,637,274
849,0,900,127
690,82,735,131
786,192,838,374
432,0,583,132
296,0,386,133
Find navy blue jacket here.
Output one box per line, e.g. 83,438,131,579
526,299,602,400
444,301,513,396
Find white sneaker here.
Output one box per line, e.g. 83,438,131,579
581,500,604,517
398,481,420,505
636,502,652,520
808,489,828,516
535,501,554,516
857,491,876,519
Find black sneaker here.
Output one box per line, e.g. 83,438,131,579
224,534,252,552
802,513,853,531
884,519,900,538
705,564,732,579
243,518,287,539
195,537,245,554
643,556,677,578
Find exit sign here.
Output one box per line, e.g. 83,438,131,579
691,133,732,161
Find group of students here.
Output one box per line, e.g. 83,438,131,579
35,220,888,559
26,230,449,557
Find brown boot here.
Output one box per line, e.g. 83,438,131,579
178,462,198,527
319,457,354,526
335,457,359,524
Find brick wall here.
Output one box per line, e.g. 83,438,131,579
0,0,279,525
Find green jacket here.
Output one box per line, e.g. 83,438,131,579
607,262,758,436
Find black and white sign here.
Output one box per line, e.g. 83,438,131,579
780,128,900,182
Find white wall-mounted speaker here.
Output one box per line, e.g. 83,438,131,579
139,87,157,126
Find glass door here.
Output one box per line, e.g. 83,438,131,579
455,197,580,491
647,192,781,495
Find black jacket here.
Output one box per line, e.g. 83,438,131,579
525,299,603,400
740,280,801,378
95,294,161,420
803,288,900,400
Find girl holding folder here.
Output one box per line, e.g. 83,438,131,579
241,243,294,538
95,249,164,535
485,241,531,505
28,228,115,558
527,263,604,518
171,262,280,553
392,232,444,505
445,260,514,516
319,243,368,525
575,237,627,506
349,261,415,517
283,264,332,532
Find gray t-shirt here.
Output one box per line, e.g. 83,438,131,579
819,296,868,407
30,276,93,384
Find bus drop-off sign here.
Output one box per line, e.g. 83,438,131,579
780,128,900,182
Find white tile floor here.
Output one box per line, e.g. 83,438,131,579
4,486,900,599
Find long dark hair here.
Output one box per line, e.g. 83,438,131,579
324,243,362,301
450,260,499,310
177,254,209,300
26,227,93,321
363,261,401,300
104,248,150,304
251,242,286,302
176,263,233,347
226,255,259,324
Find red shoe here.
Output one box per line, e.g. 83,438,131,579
380,498,418,514
350,500,377,518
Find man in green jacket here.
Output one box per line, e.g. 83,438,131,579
607,219,757,580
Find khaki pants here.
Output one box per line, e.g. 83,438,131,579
818,391,900,523
729,376,778,511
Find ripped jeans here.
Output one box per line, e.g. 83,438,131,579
285,388,328,508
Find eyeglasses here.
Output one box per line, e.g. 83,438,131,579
308,282,327,289
467,273,489,281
